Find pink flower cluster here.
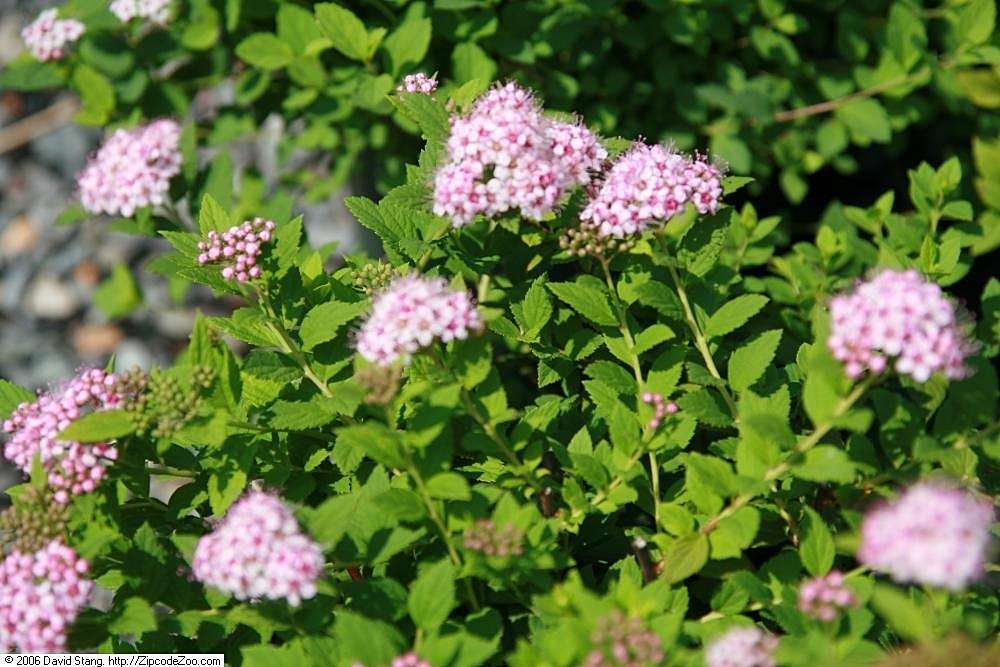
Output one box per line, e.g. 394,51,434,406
828,269,976,382
797,571,857,621
582,610,664,667
581,143,724,239
397,73,437,94
109,0,172,24
2,368,122,503
356,275,483,367
21,9,84,62
857,482,993,590
77,119,182,218
704,627,778,667
0,540,91,653
192,491,324,606
432,82,606,226
391,653,430,667
196,218,276,283
641,391,678,429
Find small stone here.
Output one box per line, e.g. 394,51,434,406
25,276,79,319
72,323,125,357
0,215,40,257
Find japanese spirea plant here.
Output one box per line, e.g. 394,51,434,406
0,78,998,666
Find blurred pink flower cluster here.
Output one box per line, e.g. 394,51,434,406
21,9,84,62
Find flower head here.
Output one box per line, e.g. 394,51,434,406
109,0,173,24
464,519,523,557
2,368,123,503
641,392,679,430
704,627,778,667
827,269,977,382
21,9,84,62
192,491,324,606
392,653,430,667
581,143,724,239
432,82,606,226
197,217,276,283
77,119,182,218
797,570,857,621
0,540,92,653
582,610,664,667
857,482,993,590
356,274,483,367
398,73,437,94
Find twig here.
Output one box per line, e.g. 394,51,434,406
0,95,79,155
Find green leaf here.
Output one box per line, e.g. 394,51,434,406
425,472,471,501
108,597,157,636
58,410,135,443
518,277,552,339
871,584,933,642
336,423,406,469
299,300,369,350
333,611,405,666
382,17,432,75
315,3,370,62
236,33,294,71
661,533,709,584
709,506,760,559
72,64,115,126
0,380,34,419
198,194,231,234
836,98,891,144
705,295,769,339
271,395,360,430
728,330,782,392
452,42,497,84
93,264,143,320
958,0,996,46
547,281,617,327
799,507,835,576
243,642,309,667
408,560,456,631
793,446,856,483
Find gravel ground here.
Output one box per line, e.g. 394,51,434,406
0,3,375,494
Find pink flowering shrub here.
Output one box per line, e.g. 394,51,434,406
1,23,998,664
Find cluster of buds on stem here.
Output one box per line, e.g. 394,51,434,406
0,486,70,555
641,392,678,429
354,364,403,406
463,519,524,557
121,366,215,439
559,223,637,259
582,610,665,667
352,260,396,296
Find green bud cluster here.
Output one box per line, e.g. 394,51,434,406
353,261,396,295
355,364,402,405
0,486,70,554
124,366,216,438
559,225,636,258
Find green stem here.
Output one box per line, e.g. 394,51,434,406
649,451,660,526
701,376,875,533
599,257,643,384
257,287,334,399
666,261,739,420
146,463,197,479
228,420,335,442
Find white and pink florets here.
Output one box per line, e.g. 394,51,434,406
432,82,606,227
192,491,324,606
581,143,724,239
797,571,857,622
827,269,977,382
704,626,778,667
109,0,173,25
397,73,438,94
197,218,276,283
857,482,994,590
0,540,92,653
356,274,483,367
77,119,183,218
2,368,123,503
21,9,84,62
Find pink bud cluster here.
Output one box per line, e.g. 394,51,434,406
356,274,483,367
2,368,122,503
392,653,430,667
857,482,993,590
21,9,84,62
432,82,607,226
582,610,664,667
641,392,678,429
797,571,857,621
828,269,976,382
196,218,276,283
0,540,91,653
704,627,778,667
192,491,324,606
397,73,437,94
581,143,724,239
109,0,172,24
77,119,182,218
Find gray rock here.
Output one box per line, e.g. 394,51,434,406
25,275,80,319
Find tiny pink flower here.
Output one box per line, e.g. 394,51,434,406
0,540,92,652
797,570,857,621
857,481,993,590
356,274,483,367
77,119,182,218
704,627,778,667
21,9,84,62
397,73,438,94
192,491,324,606
827,269,977,382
